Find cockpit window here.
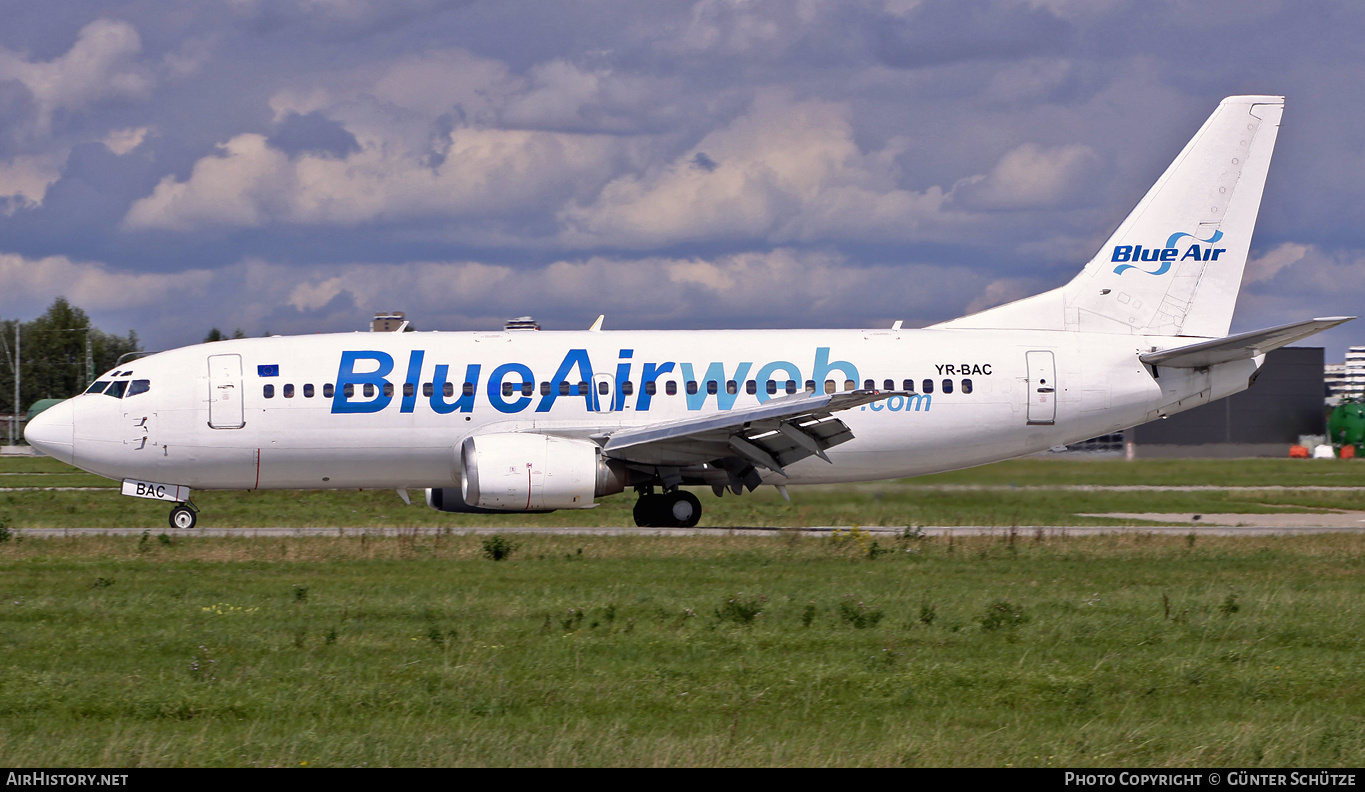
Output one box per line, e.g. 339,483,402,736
105,380,128,399
85,381,110,395
126,380,151,397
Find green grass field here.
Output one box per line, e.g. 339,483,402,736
0,530,1362,767
0,456,1362,767
2,456,1364,529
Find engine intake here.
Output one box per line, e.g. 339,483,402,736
450,433,625,512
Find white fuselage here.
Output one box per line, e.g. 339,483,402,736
43,327,1258,492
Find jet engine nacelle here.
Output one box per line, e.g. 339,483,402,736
448,432,626,512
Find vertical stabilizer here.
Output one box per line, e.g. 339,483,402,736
937,96,1284,338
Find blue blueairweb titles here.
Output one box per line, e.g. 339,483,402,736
329,347,867,415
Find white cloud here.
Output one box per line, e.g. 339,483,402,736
221,248,972,336
681,0,784,54
952,142,1101,210
162,35,218,79
558,94,951,247
499,59,657,133
985,58,1075,102
963,276,1049,314
365,49,514,121
0,19,152,134
0,154,66,214
1245,241,1310,284
123,124,627,230
101,126,152,156
125,48,650,232
0,252,214,314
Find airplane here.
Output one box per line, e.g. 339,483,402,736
23,95,1354,530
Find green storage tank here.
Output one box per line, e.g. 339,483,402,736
1328,401,1365,456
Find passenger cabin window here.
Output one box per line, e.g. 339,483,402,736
324,384,335,398
304,384,314,398
344,384,354,397
263,384,274,398
363,384,375,398
903,379,914,392
864,379,875,390
942,379,953,394
541,382,551,396
922,379,933,394
844,379,856,392
707,381,719,395
686,381,699,395
383,383,394,398
884,379,895,391
805,380,816,392
824,380,835,394
283,384,295,398
766,380,777,395
962,378,973,394
786,380,797,394
402,383,413,398
422,383,433,397
746,380,757,395
666,381,677,396
621,381,634,396
645,381,657,396
522,382,534,396
559,382,570,396
443,382,455,398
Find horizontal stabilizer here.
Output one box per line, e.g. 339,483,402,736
1140,317,1354,368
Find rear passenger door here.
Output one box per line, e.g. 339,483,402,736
1025,350,1057,426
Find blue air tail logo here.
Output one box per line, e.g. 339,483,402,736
1111,230,1226,275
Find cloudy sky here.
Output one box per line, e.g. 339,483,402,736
0,0,1361,360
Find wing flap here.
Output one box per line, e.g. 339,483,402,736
1140,317,1354,368
603,390,888,469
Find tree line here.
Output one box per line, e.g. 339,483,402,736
0,298,140,416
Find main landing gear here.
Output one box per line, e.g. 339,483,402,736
632,488,702,528
169,502,198,530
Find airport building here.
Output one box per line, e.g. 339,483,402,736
371,312,410,332
1325,346,1365,405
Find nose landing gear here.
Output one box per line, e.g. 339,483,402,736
169,503,198,530
632,488,702,528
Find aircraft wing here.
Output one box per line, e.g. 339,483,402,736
601,390,893,475
1140,317,1354,369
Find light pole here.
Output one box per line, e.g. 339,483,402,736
4,322,17,447
4,324,96,446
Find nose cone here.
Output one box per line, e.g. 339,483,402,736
24,398,75,465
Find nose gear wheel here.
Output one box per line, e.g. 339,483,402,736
169,503,198,530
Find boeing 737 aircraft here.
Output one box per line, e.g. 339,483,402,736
24,96,1353,530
